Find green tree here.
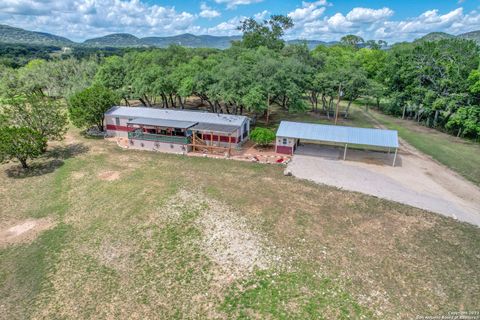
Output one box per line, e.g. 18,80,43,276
95,56,126,90
384,39,479,127
468,69,480,95
68,85,118,131
364,40,387,50
15,58,98,98
340,35,364,48
237,15,293,51
0,127,46,169
1,93,68,141
446,106,480,138
250,127,275,147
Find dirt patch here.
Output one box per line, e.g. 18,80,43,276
71,172,85,180
96,240,135,272
97,171,120,181
165,190,282,279
0,218,56,247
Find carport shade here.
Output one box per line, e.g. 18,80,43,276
276,121,399,149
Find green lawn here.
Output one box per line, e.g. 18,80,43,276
0,129,479,319
357,105,480,186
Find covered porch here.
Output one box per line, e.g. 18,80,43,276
126,117,197,145
189,123,239,156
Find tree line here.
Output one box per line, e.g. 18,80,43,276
1,14,479,168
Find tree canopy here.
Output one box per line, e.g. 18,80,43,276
68,85,119,131
237,15,293,51
1,93,68,141
0,126,47,168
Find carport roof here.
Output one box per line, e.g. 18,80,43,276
276,121,399,148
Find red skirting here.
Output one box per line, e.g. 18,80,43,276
106,124,132,132
276,145,293,155
201,134,237,143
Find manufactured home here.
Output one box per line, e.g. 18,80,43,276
105,106,250,154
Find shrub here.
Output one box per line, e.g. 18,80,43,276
250,127,275,147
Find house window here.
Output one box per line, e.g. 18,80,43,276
282,138,287,145
115,117,120,126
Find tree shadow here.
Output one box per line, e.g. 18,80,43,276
45,143,90,160
5,143,89,179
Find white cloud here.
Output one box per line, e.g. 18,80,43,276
376,8,480,41
213,0,263,10
254,10,269,20
206,10,271,36
0,0,198,41
346,7,393,23
396,8,463,33
207,16,246,36
199,3,221,19
288,1,327,23
285,4,480,43
326,13,353,32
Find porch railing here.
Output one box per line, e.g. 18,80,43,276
128,131,191,144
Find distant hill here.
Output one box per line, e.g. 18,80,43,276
459,31,480,43
83,33,242,49
83,33,143,47
0,24,334,50
417,31,480,44
0,24,73,46
141,34,242,49
2,23,478,50
286,39,337,49
417,32,455,42
85,33,334,50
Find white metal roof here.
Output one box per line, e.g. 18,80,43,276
106,106,248,127
191,122,239,133
276,121,399,148
127,118,197,129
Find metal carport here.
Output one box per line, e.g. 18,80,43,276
276,121,400,166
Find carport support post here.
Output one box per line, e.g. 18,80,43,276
392,148,398,167
343,144,348,160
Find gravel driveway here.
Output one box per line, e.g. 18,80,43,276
288,144,480,227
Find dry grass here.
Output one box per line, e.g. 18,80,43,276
0,128,478,319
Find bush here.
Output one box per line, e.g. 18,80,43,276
250,127,275,147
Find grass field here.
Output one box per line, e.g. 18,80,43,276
353,105,480,186
0,128,479,319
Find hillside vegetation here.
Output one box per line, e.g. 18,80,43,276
419,30,480,43
3,23,477,49
0,24,331,49
0,24,73,46
83,33,143,47
460,30,480,43
417,32,455,42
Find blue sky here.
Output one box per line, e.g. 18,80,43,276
0,0,479,42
